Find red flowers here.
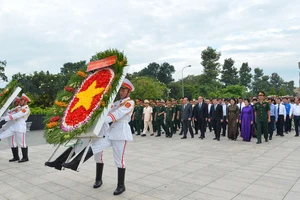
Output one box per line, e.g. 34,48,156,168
49,116,60,123
64,86,75,93
61,68,114,131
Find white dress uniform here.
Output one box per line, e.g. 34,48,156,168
0,105,30,147
91,97,134,167
3,106,21,147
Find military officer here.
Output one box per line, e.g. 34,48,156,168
0,97,21,161
62,78,135,195
0,93,31,162
165,100,175,138
254,91,270,144
155,100,167,137
132,99,143,135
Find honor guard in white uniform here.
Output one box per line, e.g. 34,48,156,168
62,78,135,196
0,93,31,162
0,97,21,161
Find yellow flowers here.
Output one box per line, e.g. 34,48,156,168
55,100,68,107
77,71,87,78
101,101,106,107
46,122,59,128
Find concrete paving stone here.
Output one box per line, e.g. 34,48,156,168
38,181,68,193
291,178,300,192
131,177,164,188
0,182,17,194
186,191,231,200
34,193,71,200
145,188,190,200
90,191,129,199
2,189,31,200
18,185,50,198
254,176,296,190
206,178,250,193
197,186,237,199
55,188,87,200
232,194,275,200
283,191,300,200
241,184,289,200
125,182,154,193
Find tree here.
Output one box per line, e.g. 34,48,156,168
201,46,221,83
138,62,160,78
130,76,168,100
217,85,246,98
239,62,252,90
269,73,284,94
60,61,86,85
220,58,239,86
0,60,8,82
253,68,270,95
157,62,175,84
282,81,295,96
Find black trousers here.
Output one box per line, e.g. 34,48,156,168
294,116,300,136
285,114,291,132
182,119,194,138
222,116,227,136
196,118,207,137
268,116,275,137
277,115,284,136
211,119,221,139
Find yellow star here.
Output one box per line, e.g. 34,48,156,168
71,81,104,112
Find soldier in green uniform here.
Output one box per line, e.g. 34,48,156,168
254,91,270,144
133,99,143,135
155,100,168,137
166,100,176,138
150,99,157,134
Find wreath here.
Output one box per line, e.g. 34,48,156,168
44,49,127,145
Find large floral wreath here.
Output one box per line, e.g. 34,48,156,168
44,49,127,145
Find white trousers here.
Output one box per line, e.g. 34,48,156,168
0,130,26,148
143,121,153,134
91,137,127,168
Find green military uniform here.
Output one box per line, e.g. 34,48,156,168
166,107,175,137
134,105,143,135
175,104,181,131
254,96,270,143
152,105,157,133
156,105,168,137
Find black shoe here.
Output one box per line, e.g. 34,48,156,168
191,136,194,138
256,141,261,144
265,139,268,142
18,147,29,163
213,138,217,140
150,134,154,136
217,138,220,141
141,134,146,137
295,135,299,137
136,133,140,135
155,135,161,137
280,134,284,137
9,147,20,162
113,168,126,195
62,147,93,171
269,137,272,140
93,163,104,188
181,137,187,139
276,134,280,136
222,134,225,137
45,147,73,170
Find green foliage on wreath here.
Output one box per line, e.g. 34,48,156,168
44,49,127,145
0,80,20,108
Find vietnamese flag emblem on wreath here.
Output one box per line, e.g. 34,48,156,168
44,49,128,145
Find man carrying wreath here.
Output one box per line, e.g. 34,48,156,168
55,78,135,195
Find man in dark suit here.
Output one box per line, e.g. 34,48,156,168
209,98,223,141
193,96,208,139
181,97,194,139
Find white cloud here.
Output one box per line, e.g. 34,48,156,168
0,0,300,88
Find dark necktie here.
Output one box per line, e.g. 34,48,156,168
278,104,280,115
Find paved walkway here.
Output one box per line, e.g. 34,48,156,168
0,130,300,200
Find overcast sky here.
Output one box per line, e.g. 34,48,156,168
0,0,300,88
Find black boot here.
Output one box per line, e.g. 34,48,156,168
9,147,20,162
93,163,104,188
45,147,74,170
62,147,93,171
18,147,29,163
113,168,126,195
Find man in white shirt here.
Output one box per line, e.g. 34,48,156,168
276,98,286,137
141,100,153,136
289,97,300,137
